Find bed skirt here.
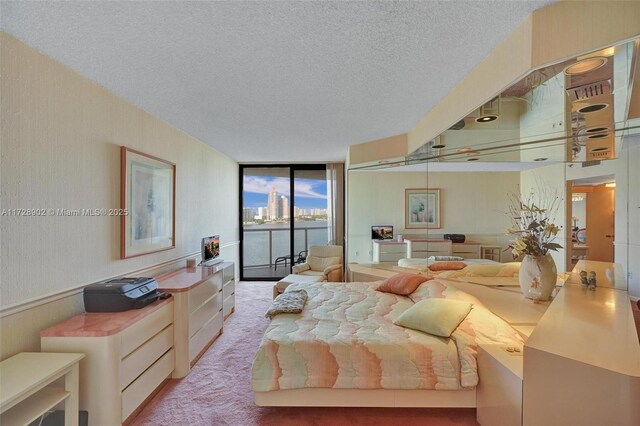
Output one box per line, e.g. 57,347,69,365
255,388,476,407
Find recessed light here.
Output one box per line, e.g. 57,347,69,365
564,57,608,75
586,127,608,133
457,147,471,153
432,144,446,149
534,157,548,162
475,115,498,123
467,158,479,162
591,147,608,152
577,103,608,114
587,133,608,139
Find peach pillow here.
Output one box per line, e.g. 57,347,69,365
376,273,433,296
428,261,467,271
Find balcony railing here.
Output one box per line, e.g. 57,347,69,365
242,225,328,270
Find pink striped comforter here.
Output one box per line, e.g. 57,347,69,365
252,280,522,392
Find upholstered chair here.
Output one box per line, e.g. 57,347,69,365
291,245,343,282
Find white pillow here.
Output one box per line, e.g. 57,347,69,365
427,255,465,261
394,299,472,337
307,255,340,271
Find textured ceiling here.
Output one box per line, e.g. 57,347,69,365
1,0,556,162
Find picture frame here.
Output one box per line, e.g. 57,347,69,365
121,146,176,259
405,188,441,229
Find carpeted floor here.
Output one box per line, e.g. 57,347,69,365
131,281,478,426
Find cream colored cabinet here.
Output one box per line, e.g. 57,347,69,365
156,263,235,378
222,262,235,319
405,239,452,258
452,243,481,259
481,245,502,262
372,241,407,263
477,344,523,426
40,299,175,426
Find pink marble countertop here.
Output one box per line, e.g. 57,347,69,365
40,298,173,337
155,266,220,292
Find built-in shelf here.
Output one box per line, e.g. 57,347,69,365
1,387,69,426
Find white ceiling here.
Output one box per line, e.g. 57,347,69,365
1,0,555,162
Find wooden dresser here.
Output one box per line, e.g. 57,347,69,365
41,298,175,425
155,262,235,378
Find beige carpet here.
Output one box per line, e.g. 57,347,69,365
131,281,478,425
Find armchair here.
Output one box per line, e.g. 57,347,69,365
291,245,343,282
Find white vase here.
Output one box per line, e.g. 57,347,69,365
519,254,557,301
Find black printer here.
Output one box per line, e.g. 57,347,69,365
83,277,167,312
444,234,466,243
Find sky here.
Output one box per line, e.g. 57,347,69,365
243,176,327,209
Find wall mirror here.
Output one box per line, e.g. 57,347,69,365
347,38,639,291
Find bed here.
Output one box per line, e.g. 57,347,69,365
251,279,523,407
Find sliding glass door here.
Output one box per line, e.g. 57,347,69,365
240,165,328,280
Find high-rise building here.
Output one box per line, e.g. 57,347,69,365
242,208,256,223
267,187,289,220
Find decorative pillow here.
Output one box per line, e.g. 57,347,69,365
428,261,467,271
427,255,464,261
265,290,308,319
464,262,521,277
394,298,472,337
376,273,432,296
307,255,340,272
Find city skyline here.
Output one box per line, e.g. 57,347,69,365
243,176,327,209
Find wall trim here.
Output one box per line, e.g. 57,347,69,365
0,240,241,318
0,251,199,318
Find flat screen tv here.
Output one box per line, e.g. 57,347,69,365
371,226,393,240
201,235,220,265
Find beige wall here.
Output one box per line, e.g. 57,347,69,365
519,163,567,273
347,171,518,263
0,33,239,358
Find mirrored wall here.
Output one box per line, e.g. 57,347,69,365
347,38,639,292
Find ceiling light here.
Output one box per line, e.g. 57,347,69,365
534,157,548,162
467,158,479,162
587,133,608,139
605,182,616,188
577,103,608,114
564,57,608,75
475,114,499,123
457,147,471,153
585,127,608,133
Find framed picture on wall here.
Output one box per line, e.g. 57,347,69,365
405,188,441,229
121,146,176,259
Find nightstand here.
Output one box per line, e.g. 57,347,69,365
477,344,523,426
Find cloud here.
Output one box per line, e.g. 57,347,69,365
243,176,326,199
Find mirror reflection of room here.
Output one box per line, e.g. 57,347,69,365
569,176,616,268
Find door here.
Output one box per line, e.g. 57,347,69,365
240,165,328,281
586,187,615,262
241,167,291,280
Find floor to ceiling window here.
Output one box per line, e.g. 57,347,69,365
240,165,328,280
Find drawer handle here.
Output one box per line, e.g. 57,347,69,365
219,289,223,293
219,308,223,312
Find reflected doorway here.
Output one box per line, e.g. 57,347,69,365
568,175,615,270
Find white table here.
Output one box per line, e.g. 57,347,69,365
1,352,84,426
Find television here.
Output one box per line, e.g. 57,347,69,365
371,226,393,240
201,235,221,265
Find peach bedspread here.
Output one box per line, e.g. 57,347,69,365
251,281,522,392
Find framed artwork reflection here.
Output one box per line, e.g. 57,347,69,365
121,146,176,259
405,188,441,229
